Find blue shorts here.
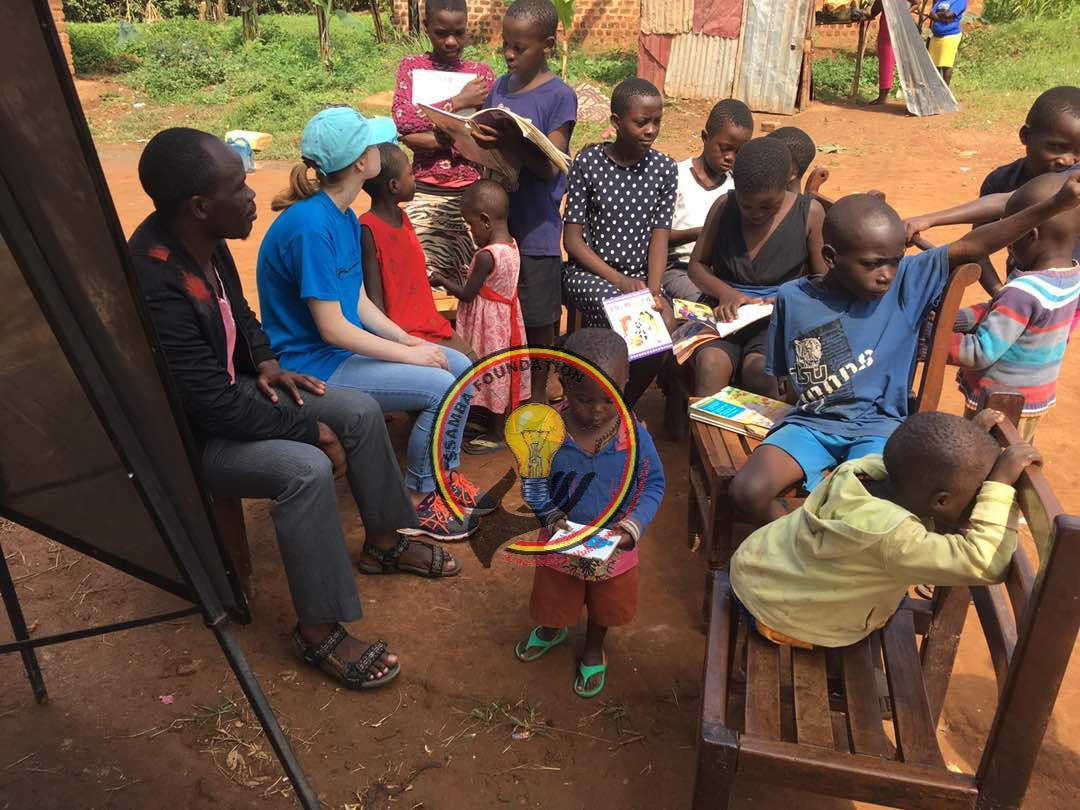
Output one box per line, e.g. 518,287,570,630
763,423,888,492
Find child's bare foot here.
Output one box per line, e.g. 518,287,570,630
863,90,890,106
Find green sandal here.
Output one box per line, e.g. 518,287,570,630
515,626,568,662
574,656,607,698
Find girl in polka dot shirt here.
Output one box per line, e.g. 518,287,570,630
562,78,678,406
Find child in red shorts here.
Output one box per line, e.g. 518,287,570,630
513,328,665,698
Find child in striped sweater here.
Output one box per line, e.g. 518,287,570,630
951,172,1080,440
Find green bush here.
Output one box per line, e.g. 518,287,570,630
120,20,229,96
983,0,1076,23
68,20,140,72
62,1,380,23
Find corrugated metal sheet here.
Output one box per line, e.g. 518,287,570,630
882,0,960,116
734,0,811,115
693,0,743,39
640,0,694,35
664,33,738,100
637,32,674,90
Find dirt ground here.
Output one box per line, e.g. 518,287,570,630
1,83,1079,810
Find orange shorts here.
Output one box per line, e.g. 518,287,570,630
529,564,639,628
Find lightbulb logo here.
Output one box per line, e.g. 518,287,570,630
431,347,637,557
504,403,566,517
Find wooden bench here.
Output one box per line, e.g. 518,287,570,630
692,388,1080,809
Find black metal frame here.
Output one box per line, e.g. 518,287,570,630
0,4,321,807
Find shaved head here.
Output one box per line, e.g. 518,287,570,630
824,193,904,252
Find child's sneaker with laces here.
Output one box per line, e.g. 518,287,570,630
446,470,500,517
402,491,479,541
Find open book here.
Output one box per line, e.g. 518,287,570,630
548,521,621,561
419,103,571,186
603,289,673,361
689,387,792,440
670,299,774,364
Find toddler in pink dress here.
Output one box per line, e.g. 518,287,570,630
430,179,530,451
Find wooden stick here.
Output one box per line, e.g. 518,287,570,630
850,18,869,100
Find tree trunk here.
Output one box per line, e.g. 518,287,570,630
242,3,258,42
408,0,420,37
561,42,569,81
316,4,332,70
370,0,386,43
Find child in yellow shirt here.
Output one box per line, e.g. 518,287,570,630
731,410,1038,648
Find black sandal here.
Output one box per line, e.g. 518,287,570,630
356,534,462,578
292,624,400,690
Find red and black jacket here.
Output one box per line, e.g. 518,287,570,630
130,213,319,446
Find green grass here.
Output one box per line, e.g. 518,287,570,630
70,14,634,158
810,10,1080,127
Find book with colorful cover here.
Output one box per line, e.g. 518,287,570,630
602,289,673,361
689,386,791,440
671,300,774,364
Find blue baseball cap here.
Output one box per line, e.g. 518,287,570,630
300,107,397,175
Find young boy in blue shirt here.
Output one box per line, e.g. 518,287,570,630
928,0,967,87
731,181,1080,525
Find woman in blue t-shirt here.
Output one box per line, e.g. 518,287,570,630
257,108,495,543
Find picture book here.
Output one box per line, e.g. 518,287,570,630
418,103,570,186
411,69,477,108
602,289,673,361
689,386,792,440
548,521,621,561
670,300,774,364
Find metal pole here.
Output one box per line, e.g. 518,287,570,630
212,621,319,810
0,540,48,704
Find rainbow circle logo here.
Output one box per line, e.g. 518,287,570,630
431,347,638,555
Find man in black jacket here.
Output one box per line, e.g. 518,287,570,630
131,128,461,689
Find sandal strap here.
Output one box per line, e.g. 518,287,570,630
429,543,445,576
343,639,388,683
363,534,411,568
578,660,608,679
293,623,347,665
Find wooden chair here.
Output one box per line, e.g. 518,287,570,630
687,192,978,617
212,497,254,599
692,388,1080,809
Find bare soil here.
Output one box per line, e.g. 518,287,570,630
1,85,1078,810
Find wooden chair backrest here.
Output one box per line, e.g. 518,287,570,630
971,388,1080,807
810,192,979,412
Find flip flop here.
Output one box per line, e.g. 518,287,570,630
463,436,507,455
463,420,487,441
574,656,607,698
515,626,568,662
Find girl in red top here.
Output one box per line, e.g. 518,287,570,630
360,143,476,360
391,0,495,279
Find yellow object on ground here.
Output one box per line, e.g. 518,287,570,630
224,130,273,151
929,33,962,68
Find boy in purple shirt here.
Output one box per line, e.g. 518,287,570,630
474,0,577,404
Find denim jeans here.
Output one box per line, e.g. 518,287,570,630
201,378,417,625
328,343,474,493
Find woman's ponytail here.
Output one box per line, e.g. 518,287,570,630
271,160,321,211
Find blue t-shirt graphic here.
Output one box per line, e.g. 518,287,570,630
766,246,951,438
931,0,966,36
257,191,365,380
